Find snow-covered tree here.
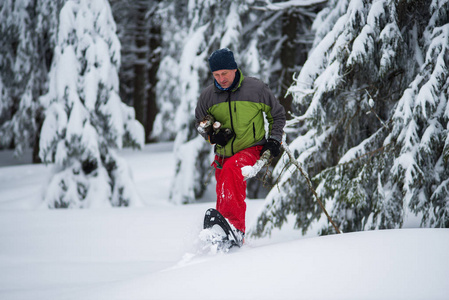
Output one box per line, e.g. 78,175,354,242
248,0,326,116
39,0,144,208
0,0,64,161
150,1,185,143
253,0,449,236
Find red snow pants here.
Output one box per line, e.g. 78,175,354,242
212,145,263,233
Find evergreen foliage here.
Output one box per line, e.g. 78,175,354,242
2,0,447,226
38,0,144,208
253,0,449,236
0,0,64,160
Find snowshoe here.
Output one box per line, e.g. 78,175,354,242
201,208,244,252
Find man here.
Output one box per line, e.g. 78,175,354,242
195,48,286,246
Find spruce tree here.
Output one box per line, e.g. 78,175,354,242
39,0,144,208
0,0,64,161
253,0,449,236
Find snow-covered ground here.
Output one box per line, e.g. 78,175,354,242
0,143,448,300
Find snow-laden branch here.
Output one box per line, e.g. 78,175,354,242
251,0,328,11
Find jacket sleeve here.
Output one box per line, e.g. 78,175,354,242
261,84,286,143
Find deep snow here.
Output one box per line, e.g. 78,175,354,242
0,143,448,300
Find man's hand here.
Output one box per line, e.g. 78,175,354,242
210,128,234,146
198,115,215,136
261,138,281,157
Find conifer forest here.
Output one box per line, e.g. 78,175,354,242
1,0,448,235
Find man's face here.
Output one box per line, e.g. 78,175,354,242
212,69,237,89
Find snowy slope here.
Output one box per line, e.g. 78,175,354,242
71,229,449,300
0,143,448,300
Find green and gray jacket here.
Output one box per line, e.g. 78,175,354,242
195,70,286,157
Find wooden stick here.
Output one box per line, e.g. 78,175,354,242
282,143,342,234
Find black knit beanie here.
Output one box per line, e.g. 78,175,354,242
208,48,238,72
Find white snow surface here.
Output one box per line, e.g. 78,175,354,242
0,143,448,300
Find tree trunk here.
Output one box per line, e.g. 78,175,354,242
146,17,161,143
133,2,147,133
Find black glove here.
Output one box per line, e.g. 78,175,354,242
261,138,281,157
210,128,234,146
